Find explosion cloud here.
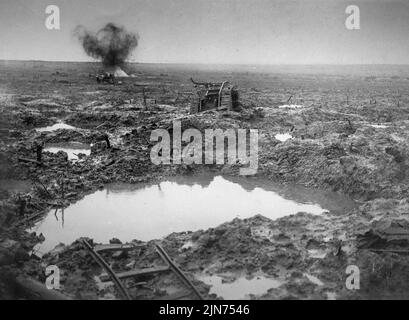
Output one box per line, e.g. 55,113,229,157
74,23,138,68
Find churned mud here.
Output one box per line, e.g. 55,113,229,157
1,61,409,299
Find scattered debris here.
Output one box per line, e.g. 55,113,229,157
81,239,132,300
2,61,409,300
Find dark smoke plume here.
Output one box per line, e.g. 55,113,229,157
74,23,138,68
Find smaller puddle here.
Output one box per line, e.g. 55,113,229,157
307,249,327,259
44,142,91,160
326,292,337,300
197,274,283,299
36,121,76,132
275,133,292,142
181,241,196,250
94,275,114,291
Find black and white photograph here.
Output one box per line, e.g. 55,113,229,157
1,0,409,307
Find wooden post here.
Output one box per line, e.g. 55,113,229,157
142,87,147,110
36,144,43,163
103,134,111,149
18,196,26,216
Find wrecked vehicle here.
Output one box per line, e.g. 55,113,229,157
96,72,115,84
190,78,240,113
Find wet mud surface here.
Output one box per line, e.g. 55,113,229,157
1,61,409,299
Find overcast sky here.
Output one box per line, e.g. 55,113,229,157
0,0,408,64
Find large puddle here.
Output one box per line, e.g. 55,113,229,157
44,142,91,160
29,175,356,254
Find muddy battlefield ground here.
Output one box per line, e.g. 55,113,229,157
1,61,409,299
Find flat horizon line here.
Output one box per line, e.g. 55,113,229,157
1,59,409,67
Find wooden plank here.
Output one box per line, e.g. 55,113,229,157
100,266,170,282
94,243,141,253
18,157,42,165
81,239,131,300
155,244,204,300
368,248,409,254
13,212,44,227
155,290,192,300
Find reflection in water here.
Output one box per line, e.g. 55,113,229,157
53,208,65,228
36,122,76,132
44,142,91,160
197,274,283,300
29,175,356,254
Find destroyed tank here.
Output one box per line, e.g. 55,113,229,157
96,72,115,84
190,78,240,114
